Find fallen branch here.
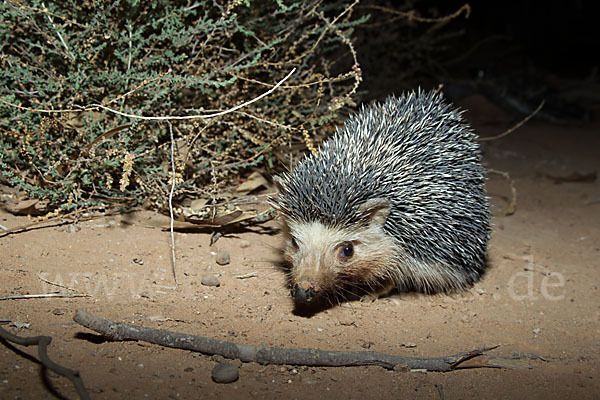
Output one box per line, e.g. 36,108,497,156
74,309,499,372
0,326,90,400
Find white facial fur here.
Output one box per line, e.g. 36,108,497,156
284,219,397,298
280,196,474,301
283,220,474,300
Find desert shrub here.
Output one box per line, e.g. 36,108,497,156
0,0,365,212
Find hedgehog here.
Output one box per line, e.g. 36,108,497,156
270,90,490,305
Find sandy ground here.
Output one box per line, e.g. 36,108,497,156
1,98,599,399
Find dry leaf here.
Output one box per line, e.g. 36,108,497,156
190,198,209,212
235,172,268,195
8,199,48,216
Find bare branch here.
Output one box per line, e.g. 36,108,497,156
74,309,500,372
489,169,518,216
0,205,122,238
0,326,90,400
81,68,296,121
479,100,545,142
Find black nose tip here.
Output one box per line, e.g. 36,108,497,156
292,283,317,304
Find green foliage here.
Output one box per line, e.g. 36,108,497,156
0,0,363,211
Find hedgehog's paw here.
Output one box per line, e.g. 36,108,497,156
359,293,380,303
359,282,395,302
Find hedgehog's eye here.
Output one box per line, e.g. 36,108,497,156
339,242,354,260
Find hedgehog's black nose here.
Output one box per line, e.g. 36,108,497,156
292,283,317,304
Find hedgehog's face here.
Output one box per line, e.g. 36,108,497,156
283,200,396,305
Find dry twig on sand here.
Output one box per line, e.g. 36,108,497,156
74,309,501,372
476,101,544,217
488,168,518,216
0,205,121,238
0,293,89,300
0,326,90,400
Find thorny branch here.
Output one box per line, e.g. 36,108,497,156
365,3,470,22
74,309,500,372
0,325,90,400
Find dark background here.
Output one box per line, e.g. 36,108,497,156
463,1,599,74
354,0,600,122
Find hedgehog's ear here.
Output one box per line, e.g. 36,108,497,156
358,198,390,228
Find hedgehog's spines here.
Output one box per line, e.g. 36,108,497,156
270,89,490,295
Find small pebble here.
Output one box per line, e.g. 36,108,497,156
239,240,251,248
211,362,239,383
211,355,225,363
216,250,230,265
201,274,220,287
12,320,30,329
64,224,81,233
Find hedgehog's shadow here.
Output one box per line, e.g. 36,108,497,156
290,285,389,317
291,300,333,317
273,260,346,317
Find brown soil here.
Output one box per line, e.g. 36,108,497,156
1,99,599,399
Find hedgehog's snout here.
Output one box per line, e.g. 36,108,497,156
292,282,318,304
